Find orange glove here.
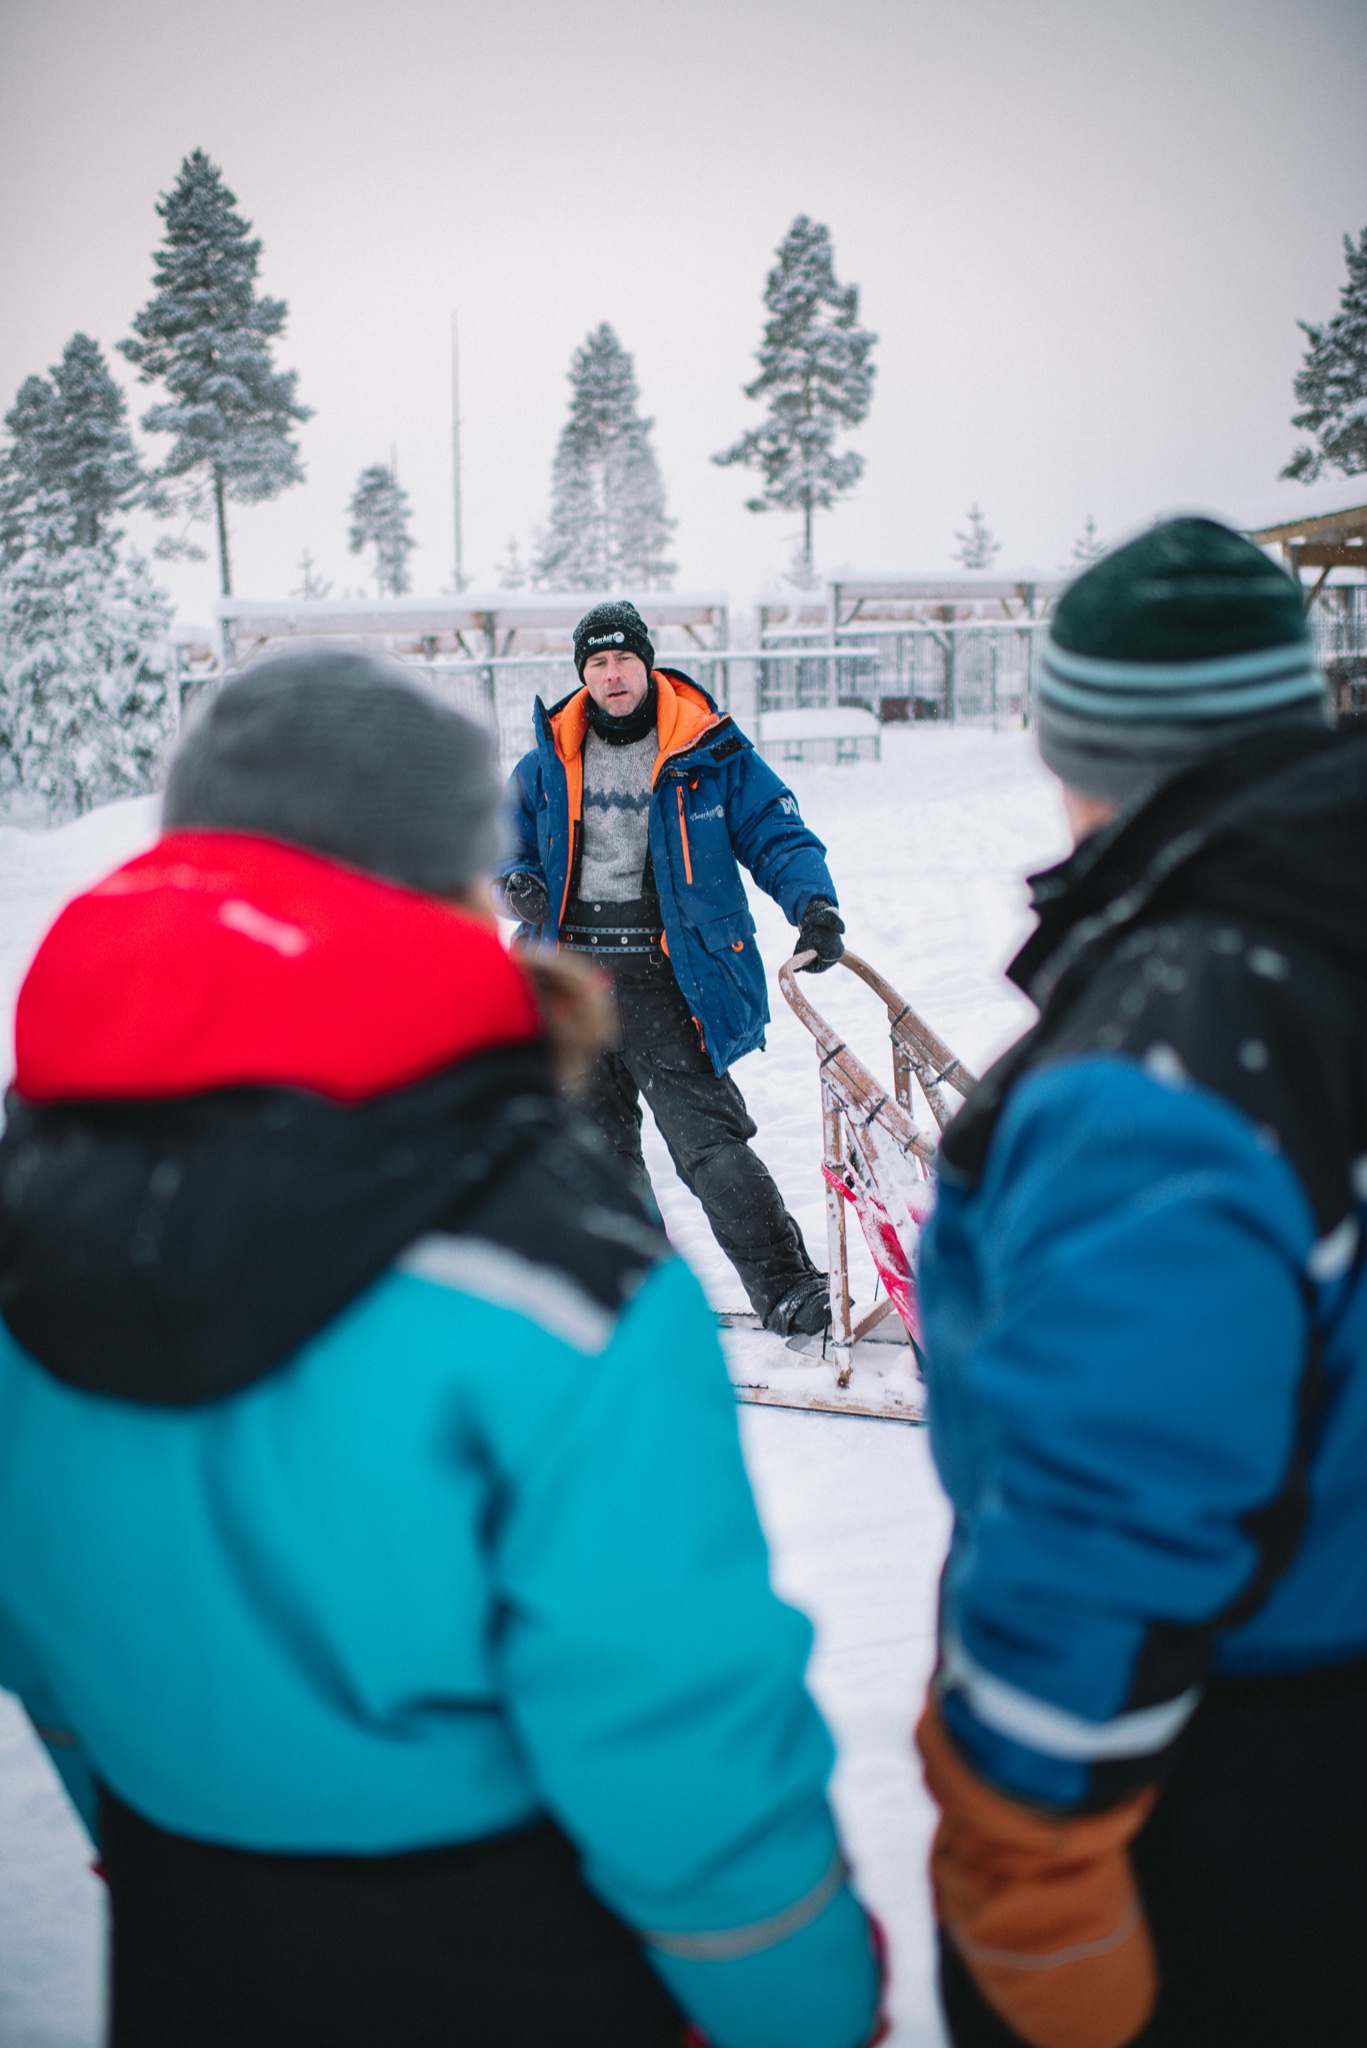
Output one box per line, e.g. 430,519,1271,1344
916,1700,1158,2048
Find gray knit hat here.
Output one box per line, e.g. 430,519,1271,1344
1036,517,1328,804
163,649,501,894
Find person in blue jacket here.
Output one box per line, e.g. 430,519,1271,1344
0,652,885,2048
914,520,1367,2048
498,601,844,1336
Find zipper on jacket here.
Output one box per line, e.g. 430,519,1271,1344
558,818,581,931
675,784,694,885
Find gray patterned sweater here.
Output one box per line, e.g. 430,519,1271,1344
578,729,657,902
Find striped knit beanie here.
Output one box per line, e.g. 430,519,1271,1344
1036,517,1328,803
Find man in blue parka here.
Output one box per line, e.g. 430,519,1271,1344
498,601,844,1336
914,521,1367,2048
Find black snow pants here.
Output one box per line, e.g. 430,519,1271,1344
938,1656,1367,2048
575,927,817,1321
101,1790,688,2048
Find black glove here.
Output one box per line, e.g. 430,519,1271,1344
500,869,550,926
796,897,845,972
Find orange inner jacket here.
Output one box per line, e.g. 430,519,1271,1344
547,672,725,932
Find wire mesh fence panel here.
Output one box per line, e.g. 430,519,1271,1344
755,648,880,713
413,660,580,774
1308,587,1367,666
760,624,1044,723
1309,587,1367,716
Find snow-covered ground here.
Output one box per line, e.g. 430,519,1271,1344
0,725,1067,2047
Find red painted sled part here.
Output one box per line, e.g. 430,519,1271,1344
723,948,977,1425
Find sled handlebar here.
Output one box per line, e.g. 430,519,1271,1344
779,948,978,1138
778,953,936,1164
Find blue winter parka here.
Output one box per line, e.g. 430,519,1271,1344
919,734,1367,1816
498,670,837,1075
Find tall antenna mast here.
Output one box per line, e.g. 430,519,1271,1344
451,310,465,592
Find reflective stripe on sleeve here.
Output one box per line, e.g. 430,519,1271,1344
938,1631,1201,1762
644,1850,847,1962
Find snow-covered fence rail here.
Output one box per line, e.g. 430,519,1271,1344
759,622,1049,725
406,628,1053,774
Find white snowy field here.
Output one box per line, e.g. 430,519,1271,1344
0,725,1067,2047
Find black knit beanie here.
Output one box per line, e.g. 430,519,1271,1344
163,650,501,894
573,601,655,681
1036,517,1328,804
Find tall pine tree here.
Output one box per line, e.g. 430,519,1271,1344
0,378,55,568
534,325,675,591
1071,514,1106,566
1283,225,1367,482
348,464,415,597
120,150,311,595
714,217,875,588
496,537,528,590
0,337,144,564
0,498,176,820
954,504,1000,571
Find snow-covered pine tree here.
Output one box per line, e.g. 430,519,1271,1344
954,504,1000,571
0,337,145,563
0,498,176,820
292,550,332,600
497,537,527,590
0,378,55,567
120,150,311,595
714,217,876,589
46,336,147,547
348,464,415,597
534,325,675,591
1283,225,1367,481
1072,514,1106,566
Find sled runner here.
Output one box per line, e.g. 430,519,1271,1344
721,950,977,1425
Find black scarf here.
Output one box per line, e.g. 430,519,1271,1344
585,677,658,746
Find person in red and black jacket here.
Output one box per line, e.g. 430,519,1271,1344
0,651,888,2048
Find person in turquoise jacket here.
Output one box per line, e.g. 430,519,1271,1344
0,651,884,2048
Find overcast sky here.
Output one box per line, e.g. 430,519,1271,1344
2,0,1365,622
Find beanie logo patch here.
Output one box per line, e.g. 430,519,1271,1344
219,898,311,959
587,632,627,648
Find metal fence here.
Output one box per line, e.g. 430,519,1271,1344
411,658,575,773
408,624,1049,770
1308,586,1367,712
759,624,1046,723
306,590,1367,772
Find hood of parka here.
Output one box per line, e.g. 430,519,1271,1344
935,726,1367,1212
0,831,599,1407
1009,723,1367,1013
0,1049,568,1406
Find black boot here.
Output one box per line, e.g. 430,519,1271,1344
764,1274,831,1338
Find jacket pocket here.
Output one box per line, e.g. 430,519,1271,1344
694,908,757,954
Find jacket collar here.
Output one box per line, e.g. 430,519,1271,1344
1008,725,1351,1014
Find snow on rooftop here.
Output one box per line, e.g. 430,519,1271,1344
1220,474,1367,535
